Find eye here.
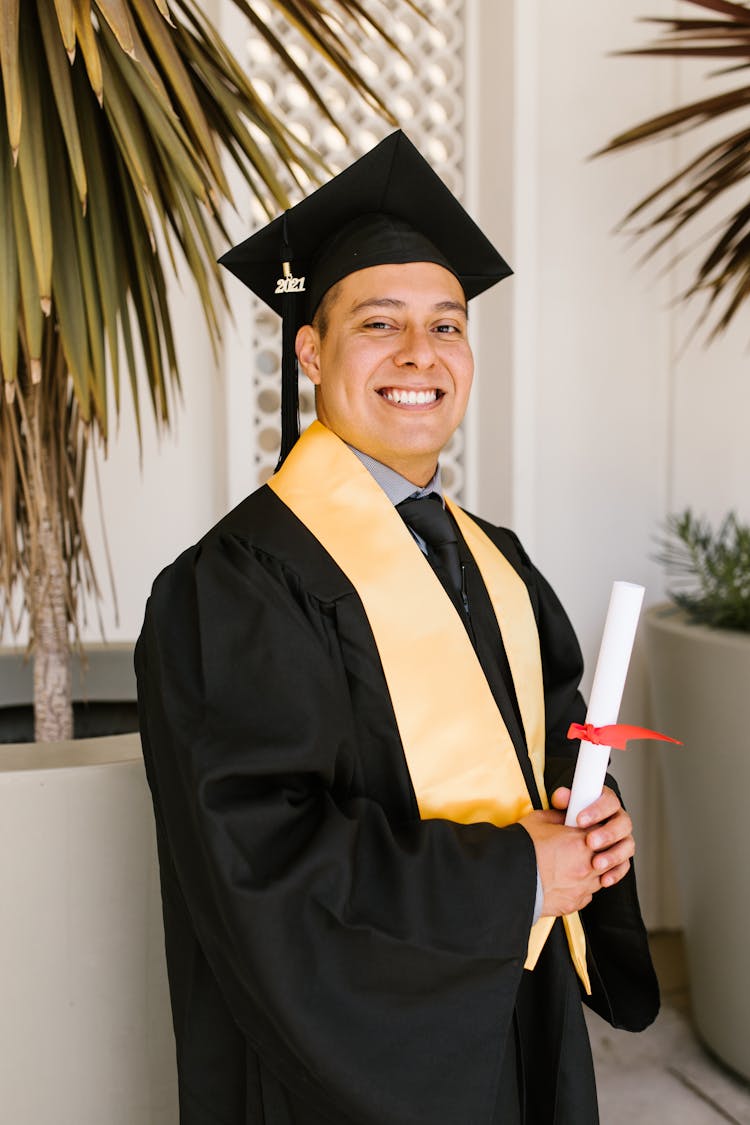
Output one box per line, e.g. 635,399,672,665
364,319,395,330
434,322,462,334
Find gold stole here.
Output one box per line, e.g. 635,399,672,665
269,421,590,991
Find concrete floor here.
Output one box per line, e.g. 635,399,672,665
586,932,750,1124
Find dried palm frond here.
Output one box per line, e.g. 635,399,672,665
0,0,416,738
599,0,750,337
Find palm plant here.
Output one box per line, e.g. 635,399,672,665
0,0,410,742
600,0,750,338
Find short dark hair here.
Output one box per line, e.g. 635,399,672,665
311,281,342,340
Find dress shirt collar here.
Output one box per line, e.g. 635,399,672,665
347,445,444,506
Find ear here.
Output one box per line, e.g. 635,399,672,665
296,324,322,385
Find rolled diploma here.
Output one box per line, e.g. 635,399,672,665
564,581,645,827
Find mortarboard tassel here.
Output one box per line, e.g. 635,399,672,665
276,218,301,469
277,282,300,469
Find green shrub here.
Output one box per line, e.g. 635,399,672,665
657,511,750,633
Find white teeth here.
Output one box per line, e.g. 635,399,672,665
382,388,438,405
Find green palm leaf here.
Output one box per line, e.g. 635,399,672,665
11,166,44,380
38,0,87,205
16,15,53,313
0,0,20,159
95,0,136,56
73,0,104,103
51,0,76,58
0,148,19,386
601,0,750,337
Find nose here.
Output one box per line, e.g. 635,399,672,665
393,324,436,369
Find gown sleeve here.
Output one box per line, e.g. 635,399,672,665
501,530,659,1032
136,527,540,1125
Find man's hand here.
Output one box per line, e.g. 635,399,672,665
520,787,635,918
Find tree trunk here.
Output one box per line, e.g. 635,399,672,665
32,508,73,743
1,332,82,743
27,408,75,742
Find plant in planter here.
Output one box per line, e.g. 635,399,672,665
0,0,407,742
657,509,750,632
646,509,750,1079
596,0,750,1080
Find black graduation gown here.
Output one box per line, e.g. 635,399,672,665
135,485,659,1125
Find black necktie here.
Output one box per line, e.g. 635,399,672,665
396,495,463,601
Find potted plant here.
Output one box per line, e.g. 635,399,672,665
645,511,750,1079
0,0,403,742
598,3,750,1079
0,3,410,1119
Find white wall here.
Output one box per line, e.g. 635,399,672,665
488,0,750,926
518,0,677,927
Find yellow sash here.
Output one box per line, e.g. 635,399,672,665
269,421,589,990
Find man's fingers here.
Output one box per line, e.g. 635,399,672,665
586,807,633,850
592,834,635,873
576,786,623,829
550,787,570,811
523,790,636,915
599,859,632,889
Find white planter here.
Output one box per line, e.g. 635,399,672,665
0,649,177,1124
645,605,750,1080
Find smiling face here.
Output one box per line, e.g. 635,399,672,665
295,261,474,486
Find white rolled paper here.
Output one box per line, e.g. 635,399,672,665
564,581,645,827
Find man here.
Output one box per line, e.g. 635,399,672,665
136,132,658,1125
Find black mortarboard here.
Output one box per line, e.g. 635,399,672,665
219,130,512,466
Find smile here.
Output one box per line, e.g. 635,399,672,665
378,388,442,406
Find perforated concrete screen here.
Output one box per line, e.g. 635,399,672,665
244,0,468,496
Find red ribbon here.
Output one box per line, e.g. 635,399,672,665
567,722,682,751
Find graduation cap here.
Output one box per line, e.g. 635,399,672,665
219,130,512,466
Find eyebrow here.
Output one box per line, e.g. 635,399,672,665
348,297,468,318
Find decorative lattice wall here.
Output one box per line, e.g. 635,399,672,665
244,0,467,495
